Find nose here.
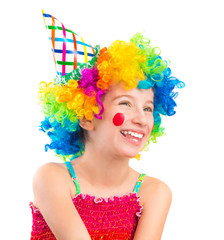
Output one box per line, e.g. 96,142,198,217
131,107,148,126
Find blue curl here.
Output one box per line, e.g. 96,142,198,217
40,117,85,159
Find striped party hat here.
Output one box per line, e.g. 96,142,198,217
42,11,100,85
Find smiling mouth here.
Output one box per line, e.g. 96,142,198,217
120,130,144,138
120,131,144,145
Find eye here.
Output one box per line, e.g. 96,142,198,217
119,101,130,107
144,107,153,112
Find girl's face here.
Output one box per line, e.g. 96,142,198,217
90,83,154,158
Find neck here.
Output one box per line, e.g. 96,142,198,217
74,142,131,189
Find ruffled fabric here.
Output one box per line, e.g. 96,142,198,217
72,192,143,217
29,192,143,240
30,203,55,240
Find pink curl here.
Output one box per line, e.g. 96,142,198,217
94,90,107,119
84,86,96,97
78,67,99,89
78,66,107,120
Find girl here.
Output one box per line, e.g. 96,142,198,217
30,12,185,240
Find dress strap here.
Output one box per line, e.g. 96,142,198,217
64,161,81,194
133,173,146,193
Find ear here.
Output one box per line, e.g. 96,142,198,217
79,117,95,131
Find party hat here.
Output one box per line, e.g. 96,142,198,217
42,11,99,84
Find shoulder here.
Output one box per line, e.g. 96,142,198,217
141,175,172,207
32,162,68,184
32,162,72,207
139,175,172,206
31,162,92,239
132,176,172,239
129,167,172,206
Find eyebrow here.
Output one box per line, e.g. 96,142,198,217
112,94,154,106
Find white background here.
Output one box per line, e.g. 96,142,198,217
1,0,224,239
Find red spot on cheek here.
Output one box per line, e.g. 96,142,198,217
113,113,125,126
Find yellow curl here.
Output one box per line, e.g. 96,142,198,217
97,40,147,92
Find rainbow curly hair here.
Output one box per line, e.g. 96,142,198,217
39,14,184,161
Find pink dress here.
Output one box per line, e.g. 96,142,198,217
29,161,146,239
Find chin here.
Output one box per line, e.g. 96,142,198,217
119,149,140,159
114,140,145,159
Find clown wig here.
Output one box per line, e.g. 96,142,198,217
39,13,185,161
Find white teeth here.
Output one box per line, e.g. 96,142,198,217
121,130,143,139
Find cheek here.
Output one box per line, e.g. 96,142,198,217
147,116,154,135
112,113,125,126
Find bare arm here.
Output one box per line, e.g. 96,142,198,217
133,179,172,240
32,163,92,240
